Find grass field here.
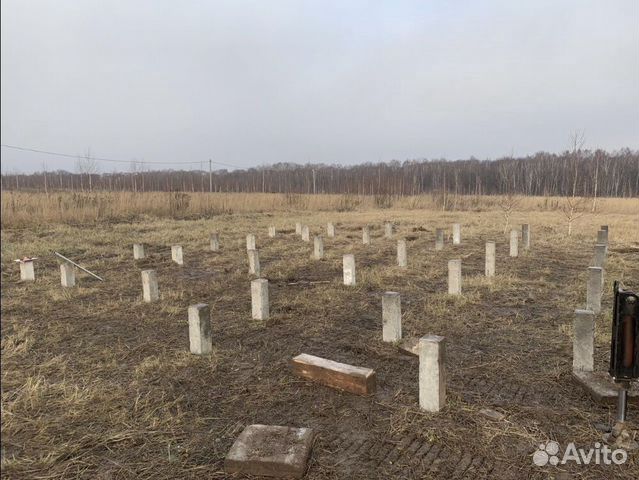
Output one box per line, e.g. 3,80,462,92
2,194,638,479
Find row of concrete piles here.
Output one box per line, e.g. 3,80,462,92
168,220,533,417
572,226,613,393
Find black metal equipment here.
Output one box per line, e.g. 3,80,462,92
609,281,639,422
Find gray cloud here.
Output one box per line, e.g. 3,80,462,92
1,0,638,173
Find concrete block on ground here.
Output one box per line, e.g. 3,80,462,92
133,243,145,259
251,278,269,320
248,249,261,276
485,241,496,277
362,226,371,245
382,292,402,342
343,254,356,286
384,222,393,238
327,222,335,237
521,224,531,249
435,229,444,251
60,263,75,287
452,224,461,245
573,309,594,372
171,245,183,265
19,261,35,281
291,353,376,395
313,236,323,260
397,239,407,268
573,370,639,405
141,269,159,302
448,259,462,295
586,267,603,314
509,230,518,257
301,225,310,242
419,335,446,412
246,234,256,251
210,233,220,251
225,424,314,479
188,303,212,354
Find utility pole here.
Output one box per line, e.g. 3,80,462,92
209,159,212,193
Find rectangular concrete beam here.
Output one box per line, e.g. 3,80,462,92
171,245,183,265
291,353,376,395
343,254,356,286
382,292,402,342
133,243,145,259
397,239,407,268
419,335,446,412
573,309,594,372
225,424,314,479
448,259,461,295
485,241,496,277
251,278,269,320
60,263,75,287
188,303,212,354
141,269,159,302
313,236,324,260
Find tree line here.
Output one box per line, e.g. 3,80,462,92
1,148,638,198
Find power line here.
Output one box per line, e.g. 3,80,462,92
0,144,240,169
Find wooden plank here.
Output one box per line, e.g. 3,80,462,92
291,353,376,395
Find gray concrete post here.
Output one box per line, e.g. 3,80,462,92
343,254,356,286
246,234,256,251
248,249,260,276
448,259,462,295
301,225,310,242
397,239,407,268
485,241,496,277
521,224,531,249
452,224,461,245
295,222,302,235
435,229,444,251
362,226,371,245
509,230,519,257
133,244,145,259
384,222,393,238
573,309,594,372
171,245,183,265
141,270,159,302
327,222,335,237
313,236,324,260
19,262,35,281
586,266,603,314
419,335,446,412
210,233,220,251
60,263,75,287
188,303,212,354
251,279,269,320
268,226,276,238
382,292,402,342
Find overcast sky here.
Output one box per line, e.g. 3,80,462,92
1,0,638,173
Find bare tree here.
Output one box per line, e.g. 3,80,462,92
561,132,587,235
76,148,99,192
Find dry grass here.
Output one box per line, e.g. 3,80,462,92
1,197,638,479
1,191,638,228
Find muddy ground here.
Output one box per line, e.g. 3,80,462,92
2,209,638,479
